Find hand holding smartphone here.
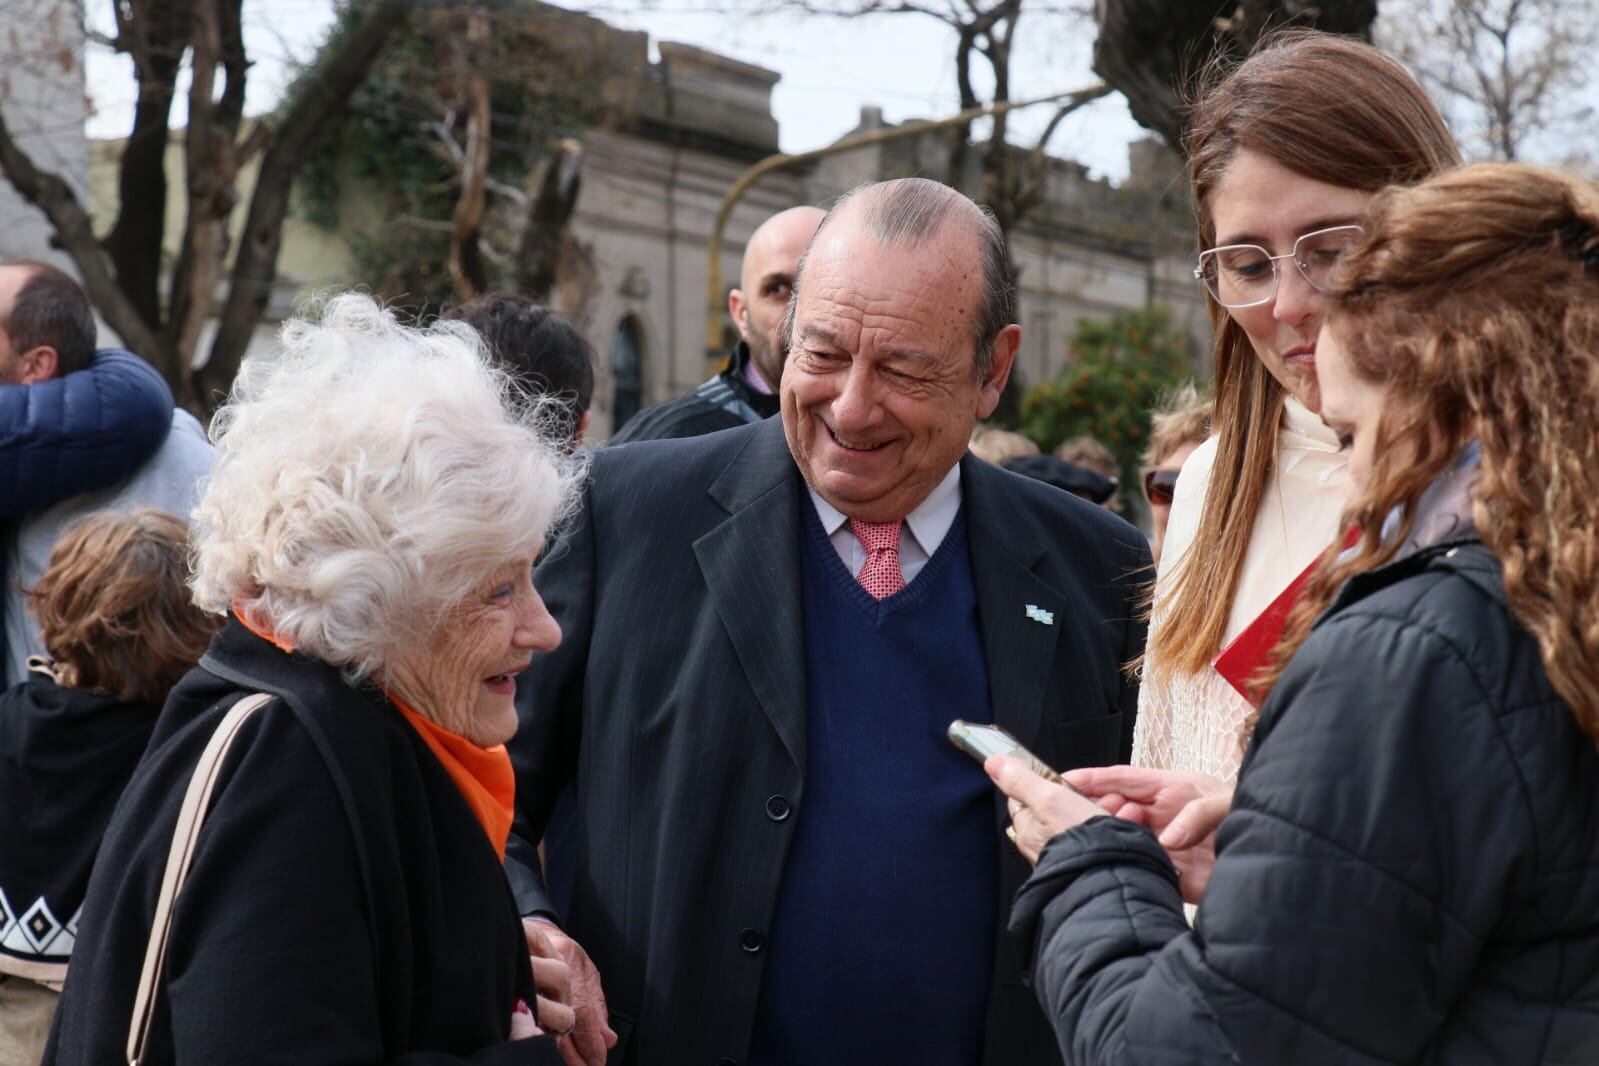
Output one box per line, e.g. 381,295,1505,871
946,720,1062,783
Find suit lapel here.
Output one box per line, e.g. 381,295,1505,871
962,454,1064,750
693,420,808,772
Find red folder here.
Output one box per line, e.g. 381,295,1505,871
1213,527,1360,706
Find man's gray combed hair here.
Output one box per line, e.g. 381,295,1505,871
190,292,583,681
785,177,1017,377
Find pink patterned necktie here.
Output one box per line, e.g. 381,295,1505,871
849,518,907,600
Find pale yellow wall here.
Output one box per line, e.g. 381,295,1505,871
88,135,357,304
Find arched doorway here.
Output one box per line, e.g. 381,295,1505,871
610,316,645,431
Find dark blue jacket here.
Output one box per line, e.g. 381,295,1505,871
0,349,173,516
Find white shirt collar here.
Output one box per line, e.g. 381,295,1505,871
1281,396,1341,451
805,463,963,557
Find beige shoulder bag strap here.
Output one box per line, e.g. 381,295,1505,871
125,692,275,1066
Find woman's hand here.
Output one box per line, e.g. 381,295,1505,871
510,998,540,1040
525,918,619,1065
985,756,1110,865
1062,765,1232,903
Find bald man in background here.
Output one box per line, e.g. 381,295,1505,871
610,204,824,443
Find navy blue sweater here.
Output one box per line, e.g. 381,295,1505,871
749,503,997,1065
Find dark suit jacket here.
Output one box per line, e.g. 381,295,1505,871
508,418,1150,1066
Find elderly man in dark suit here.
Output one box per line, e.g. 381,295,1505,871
509,177,1149,1066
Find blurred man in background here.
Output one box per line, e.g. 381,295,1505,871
612,205,823,443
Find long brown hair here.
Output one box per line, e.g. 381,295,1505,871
1148,31,1461,678
1263,163,1599,735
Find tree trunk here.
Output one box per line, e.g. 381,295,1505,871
100,0,192,333
515,140,584,303
199,0,413,407
449,13,493,301
1093,0,1377,152
166,0,250,408
943,26,980,190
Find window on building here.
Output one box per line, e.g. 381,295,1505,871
610,316,645,431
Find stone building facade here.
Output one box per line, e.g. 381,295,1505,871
553,28,1207,439
65,2,1207,437
551,41,810,436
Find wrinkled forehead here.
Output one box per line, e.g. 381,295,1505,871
793,223,983,354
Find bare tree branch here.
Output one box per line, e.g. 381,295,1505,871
164,0,251,403
101,0,192,331
1381,0,1598,161
449,12,493,300
759,0,966,29
1012,82,1114,212
200,0,413,405
515,139,584,302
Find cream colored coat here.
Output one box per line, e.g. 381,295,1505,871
1133,398,1350,783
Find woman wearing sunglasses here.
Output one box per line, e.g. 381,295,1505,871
1140,383,1210,565
1128,33,1460,795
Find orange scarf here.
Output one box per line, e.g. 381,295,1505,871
231,604,516,859
389,697,516,860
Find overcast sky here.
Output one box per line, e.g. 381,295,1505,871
84,0,1149,182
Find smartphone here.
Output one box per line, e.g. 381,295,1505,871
947,720,1062,783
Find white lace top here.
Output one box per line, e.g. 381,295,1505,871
1132,398,1351,784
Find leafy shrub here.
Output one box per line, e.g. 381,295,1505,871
1019,306,1197,498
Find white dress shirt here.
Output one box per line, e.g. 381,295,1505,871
805,464,962,586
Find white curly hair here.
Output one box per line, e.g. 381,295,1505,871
190,292,583,680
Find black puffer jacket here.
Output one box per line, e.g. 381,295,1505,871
1011,539,1599,1064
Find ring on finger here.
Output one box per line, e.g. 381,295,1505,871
1004,825,1018,844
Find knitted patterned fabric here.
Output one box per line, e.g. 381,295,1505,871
849,518,907,600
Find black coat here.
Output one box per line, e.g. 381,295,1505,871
608,343,779,444
0,675,160,985
44,622,562,1066
1010,539,1599,1064
509,418,1150,1066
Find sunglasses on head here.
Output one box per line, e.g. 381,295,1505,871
1142,467,1180,506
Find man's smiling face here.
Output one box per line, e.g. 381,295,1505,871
781,210,1010,523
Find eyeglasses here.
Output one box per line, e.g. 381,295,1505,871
1194,225,1364,309
1142,466,1179,506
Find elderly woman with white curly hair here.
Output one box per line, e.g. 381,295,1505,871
45,295,585,1066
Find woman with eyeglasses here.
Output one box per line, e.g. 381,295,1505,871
988,155,1599,1066
1108,34,1462,822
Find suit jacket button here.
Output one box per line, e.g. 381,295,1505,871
718,1059,738,1066
738,928,764,953
765,795,791,821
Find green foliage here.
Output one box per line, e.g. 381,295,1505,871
1019,306,1196,486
